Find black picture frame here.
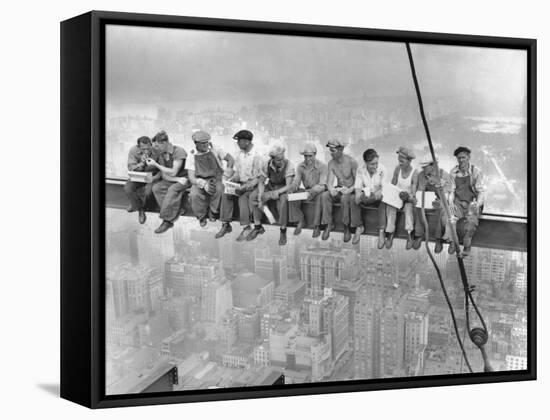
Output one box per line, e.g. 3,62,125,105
60,10,537,409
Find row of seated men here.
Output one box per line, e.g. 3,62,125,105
124,129,485,255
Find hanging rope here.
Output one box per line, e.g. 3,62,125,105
405,42,492,373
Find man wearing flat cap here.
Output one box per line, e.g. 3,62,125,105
447,146,485,256
351,148,388,248
413,154,455,253
146,131,190,234
288,142,328,238
124,135,161,224
250,144,295,245
215,129,265,241
187,130,235,227
320,138,358,242
385,146,419,250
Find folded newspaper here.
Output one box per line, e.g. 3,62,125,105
381,183,403,209
415,191,437,209
222,180,241,195
128,171,153,183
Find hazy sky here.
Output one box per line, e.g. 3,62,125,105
106,24,527,114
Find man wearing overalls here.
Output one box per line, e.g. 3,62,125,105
187,130,235,227
251,145,295,245
413,155,455,253
448,146,485,256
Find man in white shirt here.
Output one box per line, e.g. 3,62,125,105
351,148,388,248
215,130,264,241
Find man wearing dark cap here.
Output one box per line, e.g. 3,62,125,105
447,146,485,256
351,148,388,248
251,145,295,245
215,129,265,241
413,155,455,253
187,130,235,227
124,136,160,224
385,146,418,250
146,131,190,234
288,142,328,238
320,139,358,242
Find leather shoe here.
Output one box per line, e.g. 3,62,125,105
322,224,333,241
434,239,443,254
448,241,456,255
352,226,363,245
199,217,207,227
294,219,304,236
154,221,173,234
406,233,414,250
127,205,137,213
237,226,251,242
412,236,423,250
215,223,232,239
138,209,146,225
246,225,265,241
343,226,352,243
378,230,386,249
312,226,321,238
385,232,394,249
279,229,288,246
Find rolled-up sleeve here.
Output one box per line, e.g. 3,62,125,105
285,161,295,178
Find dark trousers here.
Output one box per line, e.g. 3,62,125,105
452,202,481,238
189,179,224,219
251,191,289,227
288,189,323,226
124,181,154,211
350,193,387,230
321,190,352,226
220,190,254,226
414,207,445,239
152,180,190,222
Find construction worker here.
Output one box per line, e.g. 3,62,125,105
413,154,455,254
187,130,235,227
124,136,160,224
215,130,264,241
288,142,328,238
147,131,189,234
251,144,295,245
351,148,387,248
320,139,358,242
448,146,485,256
385,146,418,250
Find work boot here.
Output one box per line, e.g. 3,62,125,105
127,205,137,213
322,224,333,241
154,220,173,234
208,212,219,223
237,226,251,242
434,239,443,254
246,225,265,241
312,226,321,238
199,216,207,227
215,222,232,239
343,226,352,243
352,226,363,245
294,218,304,236
462,234,472,256
138,209,146,225
279,229,288,246
448,241,456,255
406,232,414,250
385,232,394,249
378,230,386,249
412,236,423,250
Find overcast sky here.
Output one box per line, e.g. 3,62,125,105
106,24,527,115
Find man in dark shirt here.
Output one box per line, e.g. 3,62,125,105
146,131,190,234
123,136,159,224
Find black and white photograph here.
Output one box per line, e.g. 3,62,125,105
104,23,530,396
